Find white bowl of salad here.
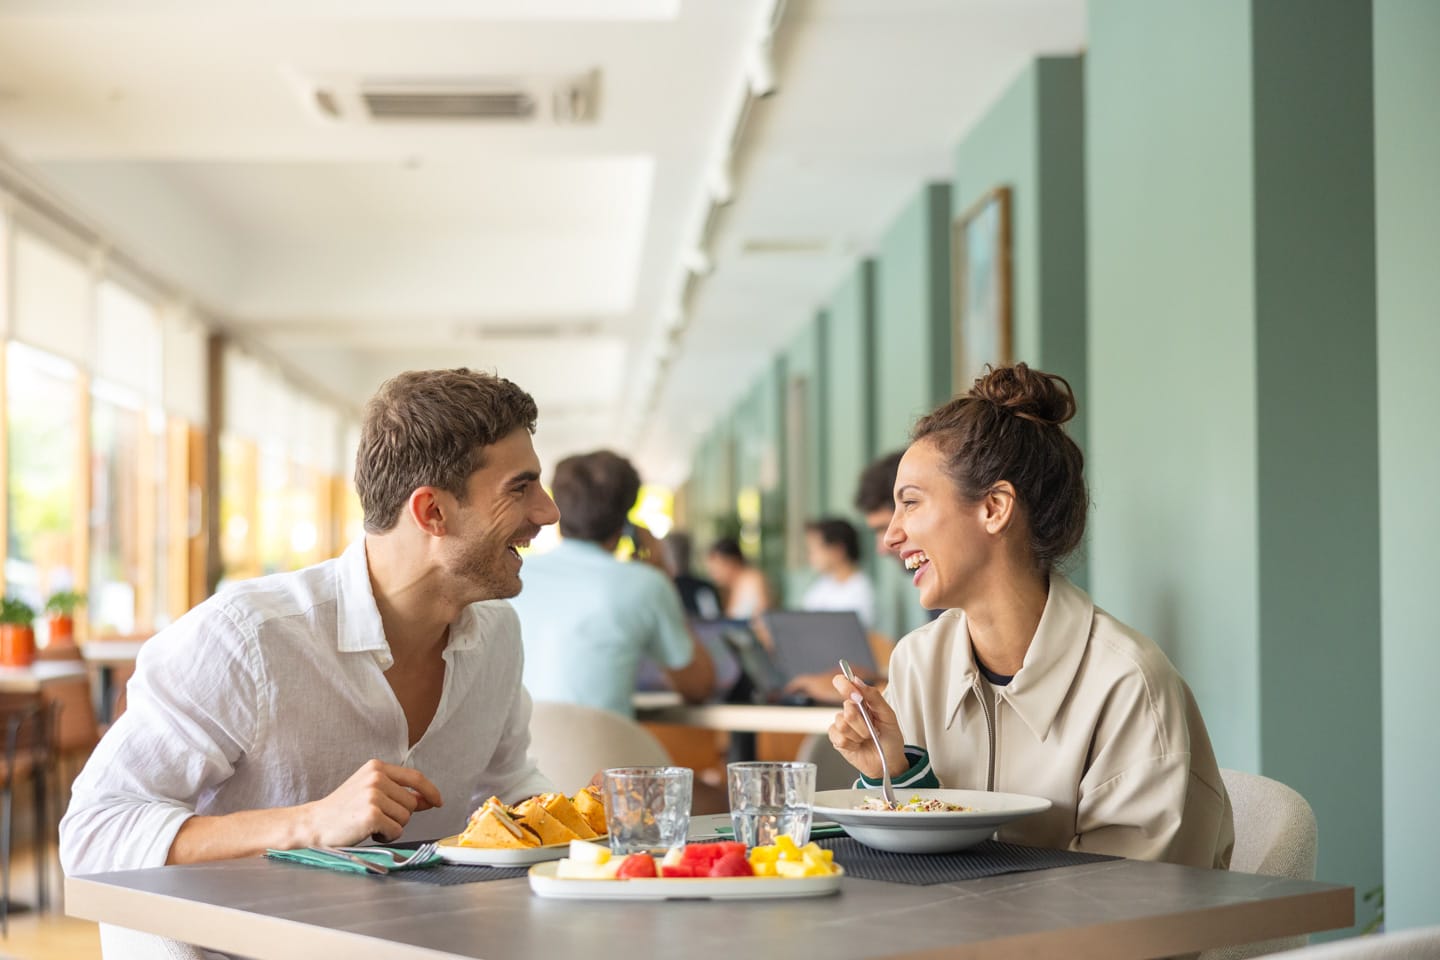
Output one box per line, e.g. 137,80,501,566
811,788,1052,854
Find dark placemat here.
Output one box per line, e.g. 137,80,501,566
814,837,1120,886
388,864,529,885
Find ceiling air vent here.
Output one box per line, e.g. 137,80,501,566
452,320,604,341
362,87,536,122
289,69,600,126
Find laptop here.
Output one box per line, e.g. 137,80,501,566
760,610,876,682
634,618,746,701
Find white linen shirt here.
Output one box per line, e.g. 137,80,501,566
60,538,553,877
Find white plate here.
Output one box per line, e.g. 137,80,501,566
436,835,607,868
527,861,844,900
811,788,1052,854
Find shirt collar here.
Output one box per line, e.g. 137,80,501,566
332,538,484,667
1000,575,1094,742
943,575,1094,742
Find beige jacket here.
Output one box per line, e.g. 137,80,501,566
883,576,1234,869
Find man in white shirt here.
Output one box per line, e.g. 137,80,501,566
801,517,875,629
61,369,562,881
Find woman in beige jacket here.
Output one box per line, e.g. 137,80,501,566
830,364,1234,869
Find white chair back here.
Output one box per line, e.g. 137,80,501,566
100,924,216,959
528,700,672,794
1202,769,1319,960
797,733,861,790
1263,926,1440,959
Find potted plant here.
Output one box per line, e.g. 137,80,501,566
44,589,86,648
0,596,36,667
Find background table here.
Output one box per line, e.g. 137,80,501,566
635,695,836,762
81,640,145,724
67,850,1353,960
0,659,88,694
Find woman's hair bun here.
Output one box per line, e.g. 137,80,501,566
968,363,1076,428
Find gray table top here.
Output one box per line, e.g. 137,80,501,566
66,847,1353,960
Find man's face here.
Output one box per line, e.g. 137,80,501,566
865,507,898,560
440,428,560,601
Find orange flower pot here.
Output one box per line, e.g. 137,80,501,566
46,613,75,647
0,624,36,667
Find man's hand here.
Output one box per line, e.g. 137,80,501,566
631,525,676,577
166,759,445,864
297,759,443,846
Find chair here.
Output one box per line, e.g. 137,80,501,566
99,925,212,960
797,733,861,790
0,694,49,936
528,701,672,794
1201,769,1319,960
1260,926,1440,959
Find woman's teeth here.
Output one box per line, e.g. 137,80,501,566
904,552,929,571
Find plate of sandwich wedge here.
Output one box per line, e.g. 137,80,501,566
438,786,609,867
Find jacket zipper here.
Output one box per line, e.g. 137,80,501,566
975,679,996,791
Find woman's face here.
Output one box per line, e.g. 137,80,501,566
884,439,993,611
705,553,737,587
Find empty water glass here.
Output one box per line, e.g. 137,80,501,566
727,761,816,848
602,766,693,855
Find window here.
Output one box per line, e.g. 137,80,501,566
5,342,81,623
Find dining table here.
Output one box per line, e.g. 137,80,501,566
66,813,1354,960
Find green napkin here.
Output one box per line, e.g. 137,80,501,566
265,846,442,875
704,821,848,841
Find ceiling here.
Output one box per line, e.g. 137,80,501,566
0,0,1085,485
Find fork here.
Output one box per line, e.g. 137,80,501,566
311,846,390,875
839,659,897,807
337,842,438,869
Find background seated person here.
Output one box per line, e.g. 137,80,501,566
665,530,723,620
704,537,771,619
782,517,887,705
512,450,713,717
61,369,561,897
830,364,1234,869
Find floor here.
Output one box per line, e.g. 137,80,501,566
0,841,101,960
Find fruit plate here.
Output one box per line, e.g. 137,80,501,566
436,835,607,868
527,861,844,900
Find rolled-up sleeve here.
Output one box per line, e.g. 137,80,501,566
59,605,263,875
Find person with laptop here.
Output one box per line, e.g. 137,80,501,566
829,364,1233,869
511,450,714,718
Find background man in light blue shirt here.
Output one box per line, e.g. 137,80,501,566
512,450,713,716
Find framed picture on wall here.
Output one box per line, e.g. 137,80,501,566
951,186,1013,391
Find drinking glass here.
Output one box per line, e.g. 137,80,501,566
727,761,816,847
601,766,693,855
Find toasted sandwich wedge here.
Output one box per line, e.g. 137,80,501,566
538,792,598,839
457,801,539,849
572,785,608,836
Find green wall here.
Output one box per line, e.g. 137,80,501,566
873,184,952,638
1088,0,1261,774
1375,0,1440,931
954,55,1089,586
1252,2,1381,932
780,317,828,605
821,261,876,518
1088,0,1381,932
